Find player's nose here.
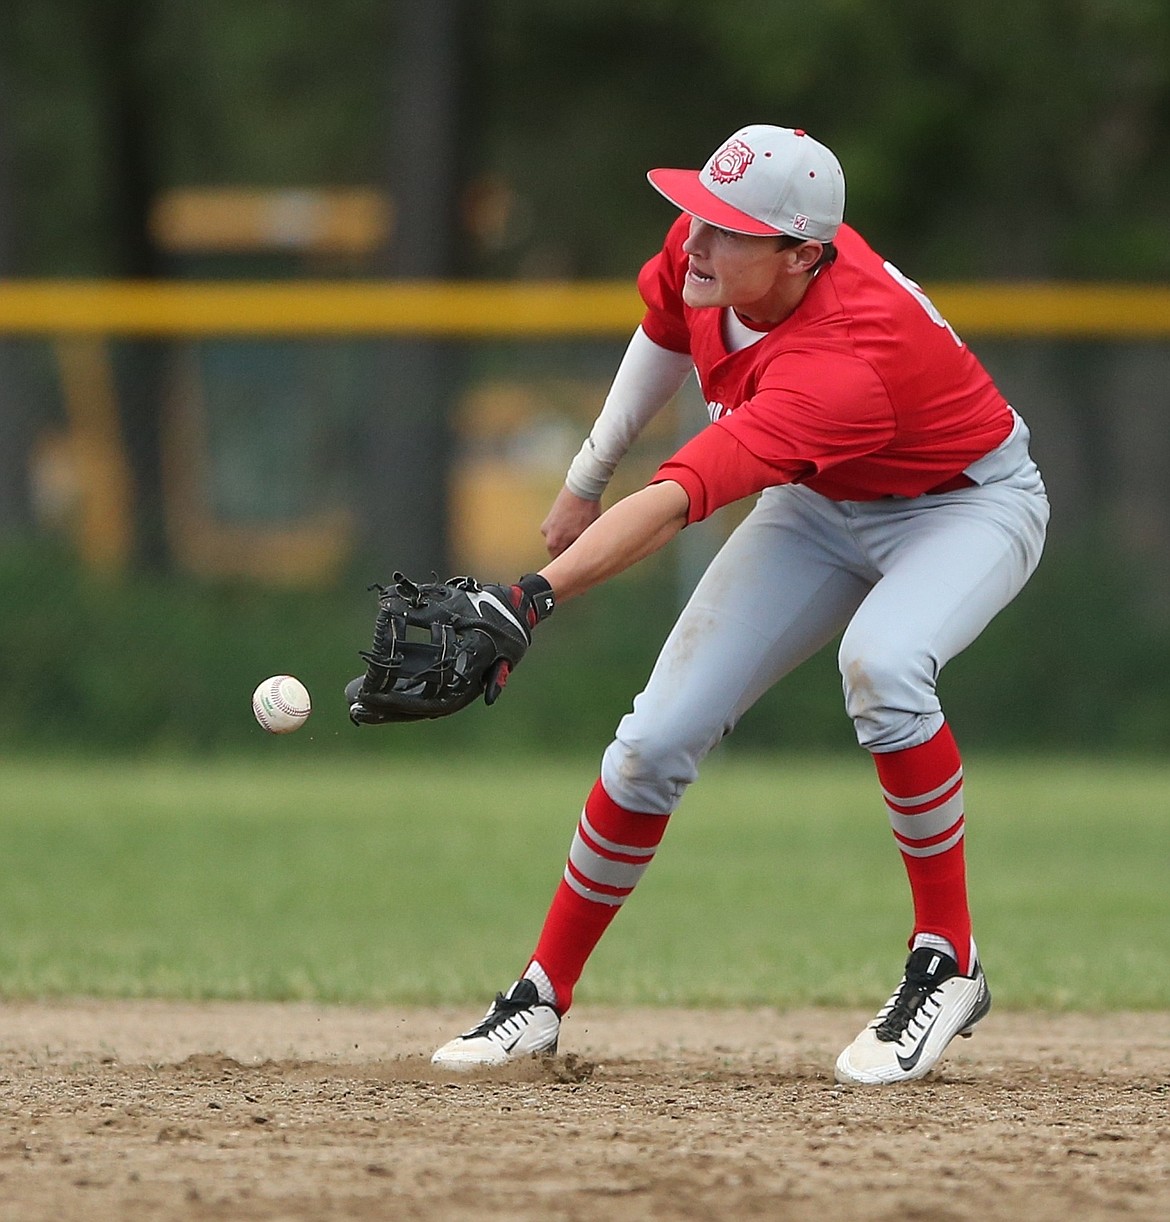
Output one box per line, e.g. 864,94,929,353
682,217,712,254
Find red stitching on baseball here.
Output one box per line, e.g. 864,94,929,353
256,678,310,727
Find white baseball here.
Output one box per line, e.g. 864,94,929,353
252,675,312,734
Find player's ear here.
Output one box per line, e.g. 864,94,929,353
790,241,824,274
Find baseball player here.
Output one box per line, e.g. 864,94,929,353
428,125,1050,1083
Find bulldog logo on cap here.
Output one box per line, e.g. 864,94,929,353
707,138,754,184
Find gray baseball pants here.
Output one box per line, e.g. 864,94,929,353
600,419,1050,815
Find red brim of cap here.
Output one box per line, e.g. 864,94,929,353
647,167,779,236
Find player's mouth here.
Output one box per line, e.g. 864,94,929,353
686,265,715,286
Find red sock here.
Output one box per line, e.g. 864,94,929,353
528,779,670,1011
872,724,974,974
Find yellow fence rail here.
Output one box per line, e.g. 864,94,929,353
2,280,1170,337
10,277,1170,583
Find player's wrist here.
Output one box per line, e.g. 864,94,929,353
565,440,615,500
516,573,555,624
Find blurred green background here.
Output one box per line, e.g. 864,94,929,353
1,1,1168,759
0,1,1167,1014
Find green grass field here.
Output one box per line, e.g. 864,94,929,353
0,753,1166,1010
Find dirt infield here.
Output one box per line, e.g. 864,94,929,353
0,1001,1167,1221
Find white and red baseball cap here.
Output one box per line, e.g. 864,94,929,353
647,125,845,242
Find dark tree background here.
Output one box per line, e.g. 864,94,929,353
1,0,1169,569
5,1,1169,278
0,1,1168,752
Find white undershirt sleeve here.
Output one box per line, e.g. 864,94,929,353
564,326,694,500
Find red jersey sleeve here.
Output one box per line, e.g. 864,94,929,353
636,215,693,355
653,427,811,525
652,351,895,523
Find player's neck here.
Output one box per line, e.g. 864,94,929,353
735,271,815,327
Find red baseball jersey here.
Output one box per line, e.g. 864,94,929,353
641,216,1014,522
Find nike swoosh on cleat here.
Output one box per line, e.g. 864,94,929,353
896,1011,943,1072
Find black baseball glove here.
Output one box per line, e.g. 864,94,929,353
346,571,555,725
